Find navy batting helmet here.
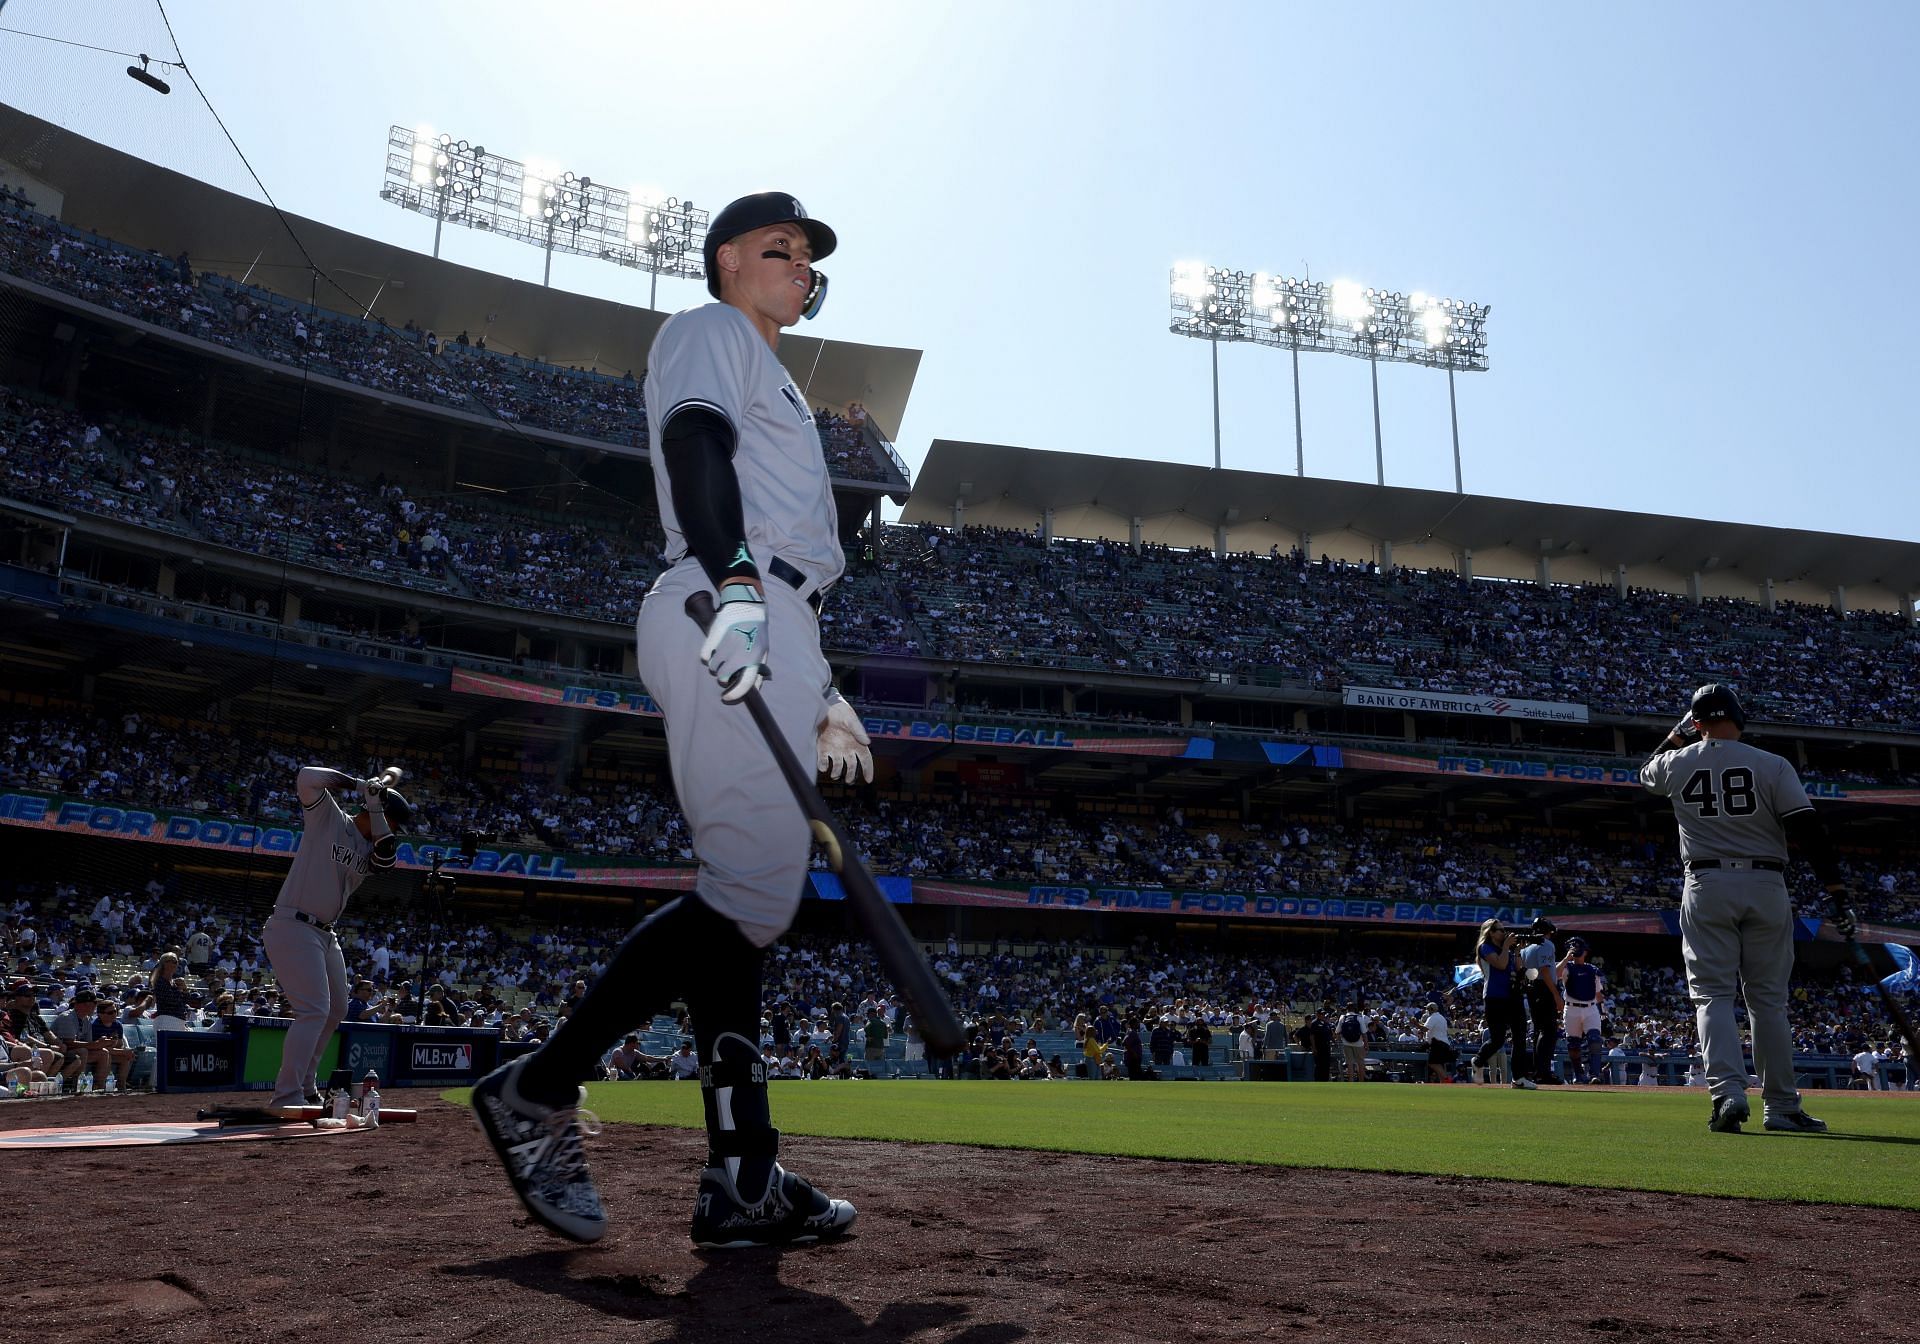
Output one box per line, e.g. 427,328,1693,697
703,191,836,317
377,787,414,830
1689,683,1747,731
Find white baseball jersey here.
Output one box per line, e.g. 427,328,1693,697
276,790,378,924
1639,738,1811,863
645,302,844,593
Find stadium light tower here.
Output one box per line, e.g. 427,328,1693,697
381,126,708,304
1169,264,1489,490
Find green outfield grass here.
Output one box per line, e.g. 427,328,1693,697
451,1080,1920,1209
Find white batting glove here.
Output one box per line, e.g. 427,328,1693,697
699,581,769,704
816,696,873,783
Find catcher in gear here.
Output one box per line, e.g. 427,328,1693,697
260,765,405,1116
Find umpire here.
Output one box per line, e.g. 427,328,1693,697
1641,684,1847,1134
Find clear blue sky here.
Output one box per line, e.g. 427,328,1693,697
4,1,1917,541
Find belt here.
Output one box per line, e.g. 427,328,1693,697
1685,858,1784,873
285,910,334,932
1566,1000,1595,1007
767,556,824,614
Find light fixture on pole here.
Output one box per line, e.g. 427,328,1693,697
1170,263,1488,488
381,125,708,297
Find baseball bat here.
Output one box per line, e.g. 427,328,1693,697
686,591,965,1055
1834,901,1920,1064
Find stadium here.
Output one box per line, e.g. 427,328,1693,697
2,10,1918,1342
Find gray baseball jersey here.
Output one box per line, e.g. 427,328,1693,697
1641,736,1811,1115
1639,738,1811,862
645,302,844,593
276,788,377,924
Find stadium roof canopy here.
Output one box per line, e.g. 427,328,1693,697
0,104,922,438
905,440,1920,615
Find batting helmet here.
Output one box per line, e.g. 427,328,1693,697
703,191,836,317
1689,683,1748,731
377,787,415,830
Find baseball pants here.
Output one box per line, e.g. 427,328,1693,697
1678,870,1800,1112
636,561,833,948
261,913,347,1108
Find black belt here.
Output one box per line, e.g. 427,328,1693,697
1566,1000,1595,1007
766,556,824,614
286,910,334,932
1685,858,1784,874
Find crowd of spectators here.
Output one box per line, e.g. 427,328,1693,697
3,879,1911,1098
0,196,896,482
8,706,1920,927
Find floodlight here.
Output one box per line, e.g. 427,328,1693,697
1329,280,1372,331
1171,261,1213,301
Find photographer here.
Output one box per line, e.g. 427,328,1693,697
1469,919,1532,1089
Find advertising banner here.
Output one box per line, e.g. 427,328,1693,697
1343,685,1590,724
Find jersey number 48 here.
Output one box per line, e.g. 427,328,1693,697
1679,767,1756,817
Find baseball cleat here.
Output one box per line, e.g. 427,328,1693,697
1708,1096,1749,1133
1509,1077,1538,1090
1763,1108,1828,1134
690,1163,856,1249
470,1057,606,1243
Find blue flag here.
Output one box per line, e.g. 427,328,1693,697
1880,944,1915,993
1453,963,1485,991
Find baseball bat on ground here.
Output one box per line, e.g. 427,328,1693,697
685,591,965,1055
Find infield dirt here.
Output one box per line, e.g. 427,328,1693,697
9,1090,1911,1342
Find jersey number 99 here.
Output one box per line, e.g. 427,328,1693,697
1679,767,1756,817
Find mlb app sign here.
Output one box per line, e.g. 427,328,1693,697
411,1041,474,1072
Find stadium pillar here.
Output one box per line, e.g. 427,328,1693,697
1042,508,1054,545
282,593,301,626
1379,540,1393,571
1832,585,1847,616
1615,564,1629,600
1904,592,1918,627
1214,524,1227,556
1760,578,1776,612
1688,572,1703,605
1536,555,1552,588
1130,517,1142,554
1612,728,1627,755
1179,696,1194,728
1458,549,1473,581
621,645,638,678
1402,712,1417,742
157,564,176,598
951,499,965,531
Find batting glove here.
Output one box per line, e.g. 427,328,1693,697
357,777,386,813
699,581,769,704
816,695,873,783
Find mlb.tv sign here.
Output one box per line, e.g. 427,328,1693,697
410,1042,474,1072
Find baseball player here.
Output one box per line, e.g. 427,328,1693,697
260,764,410,1116
1641,683,1848,1134
472,192,868,1249
1556,937,1605,1083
